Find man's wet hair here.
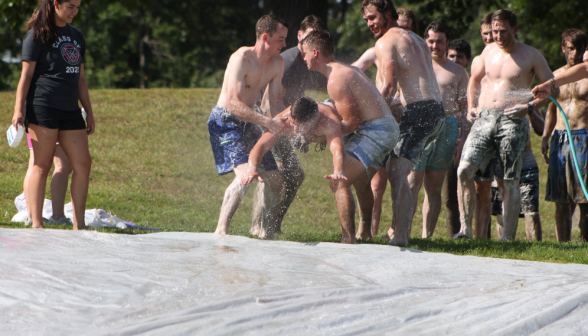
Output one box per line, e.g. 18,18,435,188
291,97,318,123
397,8,418,34
301,30,335,59
424,21,451,41
562,29,588,55
448,39,471,60
480,13,493,29
300,15,328,33
492,9,517,28
256,14,287,40
361,0,399,21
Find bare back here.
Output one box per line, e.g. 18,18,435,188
476,43,552,110
375,28,441,105
327,62,392,134
217,47,283,109
553,66,588,130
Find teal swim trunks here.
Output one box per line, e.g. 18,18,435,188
413,115,459,172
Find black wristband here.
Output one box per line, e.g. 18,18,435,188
527,103,533,115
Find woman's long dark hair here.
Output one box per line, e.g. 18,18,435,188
27,0,67,45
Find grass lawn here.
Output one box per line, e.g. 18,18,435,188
1,88,587,264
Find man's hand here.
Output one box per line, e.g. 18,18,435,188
266,117,288,134
541,136,550,164
532,81,552,100
503,104,529,119
240,168,264,186
325,172,347,181
466,108,478,123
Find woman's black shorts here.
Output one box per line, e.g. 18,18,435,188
25,105,86,132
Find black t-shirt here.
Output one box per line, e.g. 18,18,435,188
255,46,328,109
280,46,327,107
22,24,86,111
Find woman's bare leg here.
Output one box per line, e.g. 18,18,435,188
24,151,35,219
58,130,91,230
29,125,59,228
50,145,73,220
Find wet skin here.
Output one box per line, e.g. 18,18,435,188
410,31,469,238
458,20,554,240
542,40,588,242
214,24,290,237
363,4,442,246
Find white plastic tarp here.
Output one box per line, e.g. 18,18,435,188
1,228,588,335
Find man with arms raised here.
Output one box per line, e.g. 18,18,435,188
408,21,469,238
252,15,328,236
207,15,288,238
299,30,399,243
362,0,444,246
540,29,588,242
456,9,554,240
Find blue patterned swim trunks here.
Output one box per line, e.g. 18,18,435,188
207,106,278,176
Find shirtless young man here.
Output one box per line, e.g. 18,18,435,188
539,29,588,242
242,98,346,204
300,30,399,243
207,15,288,238
456,9,554,240
352,6,417,237
409,22,469,238
469,13,496,239
251,15,328,237
362,0,444,246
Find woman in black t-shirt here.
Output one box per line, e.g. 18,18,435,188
11,0,94,230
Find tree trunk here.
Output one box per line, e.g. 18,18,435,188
138,8,147,89
265,0,328,49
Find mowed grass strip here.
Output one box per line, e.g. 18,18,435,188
1,88,586,264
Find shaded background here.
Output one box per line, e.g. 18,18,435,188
1,0,587,90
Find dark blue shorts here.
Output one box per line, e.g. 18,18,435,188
546,129,588,203
207,106,278,176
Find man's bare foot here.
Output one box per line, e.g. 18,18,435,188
31,225,44,229
341,235,357,244
388,237,407,246
249,225,260,236
214,228,228,236
355,231,372,241
453,232,470,239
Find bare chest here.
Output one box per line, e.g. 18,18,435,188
559,78,588,101
243,61,275,92
485,52,534,87
434,66,459,92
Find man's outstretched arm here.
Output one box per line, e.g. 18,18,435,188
533,62,588,99
241,132,281,186
324,126,347,180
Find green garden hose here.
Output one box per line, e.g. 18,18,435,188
548,95,588,200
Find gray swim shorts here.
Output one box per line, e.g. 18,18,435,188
461,107,529,181
344,115,399,171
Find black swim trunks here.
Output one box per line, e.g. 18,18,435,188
391,99,445,164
